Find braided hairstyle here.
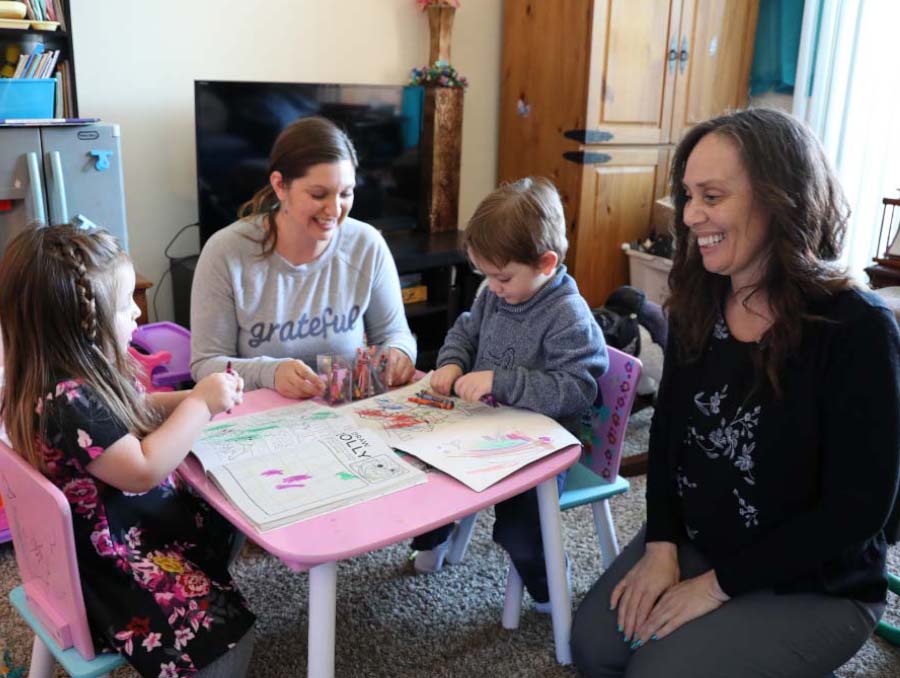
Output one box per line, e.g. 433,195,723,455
0,225,160,471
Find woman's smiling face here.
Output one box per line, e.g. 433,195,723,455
681,132,772,289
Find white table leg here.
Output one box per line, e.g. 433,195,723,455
537,477,572,665
28,635,54,678
308,561,338,678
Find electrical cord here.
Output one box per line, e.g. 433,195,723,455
151,223,200,323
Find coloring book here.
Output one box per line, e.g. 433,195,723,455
191,401,427,532
343,376,580,492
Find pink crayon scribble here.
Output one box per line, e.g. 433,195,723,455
283,474,312,483
260,469,283,476
356,408,426,430
276,483,308,490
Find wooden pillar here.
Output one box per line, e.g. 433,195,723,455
421,86,464,233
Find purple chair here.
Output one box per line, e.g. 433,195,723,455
445,347,641,628
129,321,192,388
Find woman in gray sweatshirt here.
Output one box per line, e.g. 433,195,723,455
190,117,417,398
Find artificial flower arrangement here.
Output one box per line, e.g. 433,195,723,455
416,0,460,8
410,59,468,88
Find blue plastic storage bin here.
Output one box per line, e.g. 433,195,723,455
0,79,55,119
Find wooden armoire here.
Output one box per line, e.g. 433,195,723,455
498,0,759,308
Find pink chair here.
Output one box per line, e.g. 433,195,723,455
445,348,641,627
0,440,125,677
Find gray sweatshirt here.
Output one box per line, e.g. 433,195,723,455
190,217,417,390
437,265,608,432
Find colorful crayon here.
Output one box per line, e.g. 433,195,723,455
408,396,454,410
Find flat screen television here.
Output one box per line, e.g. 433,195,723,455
194,80,425,245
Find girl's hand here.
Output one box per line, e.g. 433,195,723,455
384,348,415,387
430,364,463,395
191,371,244,417
610,541,680,643
632,570,729,648
274,359,326,399
453,370,494,403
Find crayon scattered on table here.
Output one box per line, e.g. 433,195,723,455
408,396,454,410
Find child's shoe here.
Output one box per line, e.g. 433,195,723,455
412,529,455,574
534,556,572,614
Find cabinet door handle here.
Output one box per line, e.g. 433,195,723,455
668,36,678,74
679,36,689,74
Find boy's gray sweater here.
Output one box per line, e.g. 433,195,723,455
437,265,608,432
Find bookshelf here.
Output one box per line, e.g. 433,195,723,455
0,0,78,117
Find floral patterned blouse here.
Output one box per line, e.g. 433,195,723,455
41,379,255,677
645,289,900,603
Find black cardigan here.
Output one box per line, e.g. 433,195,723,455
645,288,900,602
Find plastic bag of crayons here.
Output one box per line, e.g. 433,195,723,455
353,346,390,400
317,354,352,405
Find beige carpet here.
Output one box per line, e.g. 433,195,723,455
0,471,897,677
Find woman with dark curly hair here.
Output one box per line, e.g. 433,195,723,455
571,108,900,677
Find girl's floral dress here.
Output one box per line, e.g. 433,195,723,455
41,380,255,677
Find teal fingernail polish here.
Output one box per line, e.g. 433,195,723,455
630,639,643,650
651,634,657,641
617,625,623,633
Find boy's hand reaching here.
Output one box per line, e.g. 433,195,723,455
453,370,494,403
191,371,244,417
430,364,463,395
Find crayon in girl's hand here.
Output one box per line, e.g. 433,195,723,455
225,361,234,413
408,396,454,410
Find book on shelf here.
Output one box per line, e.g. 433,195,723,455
190,401,427,532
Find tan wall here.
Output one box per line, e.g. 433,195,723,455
71,0,502,321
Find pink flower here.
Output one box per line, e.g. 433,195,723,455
174,627,195,650
91,527,116,557
63,477,99,516
417,0,459,8
158,661,179,678
176,571,210,598
141,632,162,653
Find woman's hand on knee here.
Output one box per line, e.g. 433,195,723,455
632,569,729,648
274,359,326,399
610,541,679,643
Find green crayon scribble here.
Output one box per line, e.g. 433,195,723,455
337,472,357,480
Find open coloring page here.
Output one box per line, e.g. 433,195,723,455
343,376,580,492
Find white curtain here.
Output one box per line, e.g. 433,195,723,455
793,0,900,281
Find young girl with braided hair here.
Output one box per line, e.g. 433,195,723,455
0,225,256,677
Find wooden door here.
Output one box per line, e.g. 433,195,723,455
582,0,682,145
569,146,671,308
669,0,759,143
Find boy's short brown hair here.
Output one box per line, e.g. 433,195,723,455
463,177,568,267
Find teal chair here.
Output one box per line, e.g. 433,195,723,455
446,348,641,626
875,573,900,645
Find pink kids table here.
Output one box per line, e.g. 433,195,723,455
178,388,580,678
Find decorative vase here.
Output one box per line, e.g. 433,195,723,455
421,86,464,233
427,4,456,64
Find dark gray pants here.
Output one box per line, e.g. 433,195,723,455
571,526,883,678
194,629,254,678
